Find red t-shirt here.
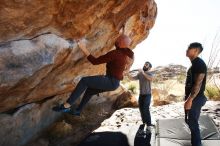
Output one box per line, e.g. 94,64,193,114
87,48,134,80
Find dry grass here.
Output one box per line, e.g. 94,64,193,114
205,85,220,101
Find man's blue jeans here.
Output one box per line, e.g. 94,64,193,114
138,94,152,126
187,95,207,146
67,75,120,111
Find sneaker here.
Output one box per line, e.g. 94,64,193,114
52,104,71,113
68,110,81,116
147,125,155,131
145,123,155,131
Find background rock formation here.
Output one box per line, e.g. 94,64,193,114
0,0,157,146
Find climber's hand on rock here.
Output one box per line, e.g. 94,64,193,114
77,39,90,56
77,40,86,49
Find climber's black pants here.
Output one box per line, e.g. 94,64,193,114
67,75,120,111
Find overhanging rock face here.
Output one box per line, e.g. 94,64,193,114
0,1,157,146
0,0,157,113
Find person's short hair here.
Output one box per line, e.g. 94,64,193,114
145,61,152,68
188,42,203,53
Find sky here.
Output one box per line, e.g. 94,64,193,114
131,0,220,70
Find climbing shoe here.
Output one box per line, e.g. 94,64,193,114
52,104,71,113
68,109,81,116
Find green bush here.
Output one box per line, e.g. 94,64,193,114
177,74,186,84
128,83,137,94
205,85,220,101
121,76,130,85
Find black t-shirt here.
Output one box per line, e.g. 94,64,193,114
185,57,207,100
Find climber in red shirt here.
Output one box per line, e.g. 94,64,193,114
53,34,134,116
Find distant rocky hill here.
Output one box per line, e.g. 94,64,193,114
153,64,187,80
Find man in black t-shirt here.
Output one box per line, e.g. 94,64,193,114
184,42,207,146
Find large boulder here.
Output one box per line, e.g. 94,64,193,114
0,0,157,146
0,0,157,113
0,86,135,146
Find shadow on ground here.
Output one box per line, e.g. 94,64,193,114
77,131,129,146
77,124,152,146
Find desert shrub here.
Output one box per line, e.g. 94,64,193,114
153,80,176,95
128,83,137,94
177,73,186,84
205,85,220,100
121,76,130,85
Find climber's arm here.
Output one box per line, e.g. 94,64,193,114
77,40,113,65
139,69,153,81
77,41,90,56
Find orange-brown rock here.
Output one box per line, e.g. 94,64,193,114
0,1,157,146
113,91,138,109
0,85,136,146
0,0,157,113
152,88,171,106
